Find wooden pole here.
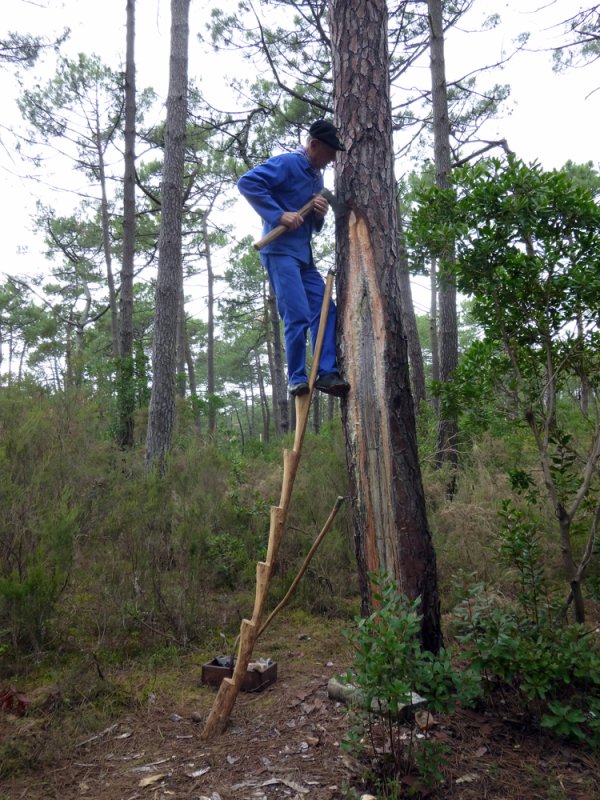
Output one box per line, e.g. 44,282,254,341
201,271,336,739
258,495,345,638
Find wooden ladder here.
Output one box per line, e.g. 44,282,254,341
202,270,341,738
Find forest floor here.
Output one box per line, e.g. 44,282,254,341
1,613,599,800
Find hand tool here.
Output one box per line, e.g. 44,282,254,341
253,187,345,251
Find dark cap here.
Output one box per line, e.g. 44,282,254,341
308,119,345,151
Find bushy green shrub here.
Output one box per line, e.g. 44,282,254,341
452,499,600,746
341,572,480,796
0,492,79,653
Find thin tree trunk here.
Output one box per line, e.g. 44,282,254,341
397,208,426,411
429,257,440,416
327,394,335,424
428,0,459,476
576,311,590,415
312,390,321,434
95,119,119,357
145,0,190,472
176,284,187,398
204,216,216,439
116,0,137,447
185,338,202,432
255,350,270,442
330,0,442,652
267,283,288,434
264,283,278,432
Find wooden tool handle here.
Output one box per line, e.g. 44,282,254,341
253,197,316,251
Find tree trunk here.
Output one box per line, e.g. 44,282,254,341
326,394,335,424
312,390,321,434
204,215,217,439
576,310,590,415
267,283,289,434
176,284,187,398
255,350,270,442
95,118,119,358
428,0,459,475
185,338,202,433
397,208,426,411
329,0,442,652
145,0,190,472
429,257,440,417
116,0,137,448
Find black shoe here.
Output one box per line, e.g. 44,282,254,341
288,381,309,397
315,372,350,397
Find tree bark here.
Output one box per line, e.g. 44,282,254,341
397,209,426,411
429,257,440,417
312,390,321,434
203,215,217,439
185,338,201,433
428,0,459,475
116,0,137,447
145,0,190,472
267,283,289,434
329,0,441,652
255,350,270,442
176,284,187,398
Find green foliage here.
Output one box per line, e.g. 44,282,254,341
341,572,480,794
552,8,600,71
453,543,600,746
205,533,247,589
497,499,550,624
0,391,95,655
410,156,600,615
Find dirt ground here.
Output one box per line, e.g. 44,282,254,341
1,618,599,800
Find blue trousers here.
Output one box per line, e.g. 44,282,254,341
262,254,338,385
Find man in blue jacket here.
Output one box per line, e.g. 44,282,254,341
238,120,350,398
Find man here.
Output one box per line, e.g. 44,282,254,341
237,120,350,398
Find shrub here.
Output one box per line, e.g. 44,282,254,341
341,572,480,796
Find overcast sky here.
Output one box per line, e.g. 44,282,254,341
1,0,598,310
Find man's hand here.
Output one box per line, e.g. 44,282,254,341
280,211,305,230
313,194,330,219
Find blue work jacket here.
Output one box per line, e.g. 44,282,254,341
237,148,325,260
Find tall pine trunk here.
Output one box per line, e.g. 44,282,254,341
428,0,459,477
429,258,440,417
397,209,426,411
267,285,288,435
116,0,137,447
329,0,441,651
204,215,217,439
145,0,190,472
